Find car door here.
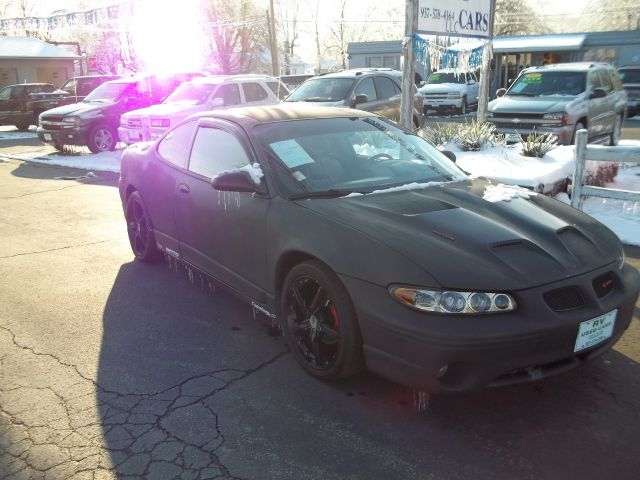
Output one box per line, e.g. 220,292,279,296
587,70,608,139
468,72,479,104
174,120,270,300
1,85,24,123
142,119,198,257
596,69,617,135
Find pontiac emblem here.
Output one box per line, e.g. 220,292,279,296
512,118,521,124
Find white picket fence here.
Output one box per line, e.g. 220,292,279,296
571,129,640,210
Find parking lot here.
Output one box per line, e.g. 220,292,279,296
1,129,639,479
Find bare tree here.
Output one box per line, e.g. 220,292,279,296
494,0,548,36
277,0,300,74
202,0,267,74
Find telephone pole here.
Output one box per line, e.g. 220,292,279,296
268,0,279,77
400,0,418,129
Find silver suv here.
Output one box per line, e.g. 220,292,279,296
487,63,627,145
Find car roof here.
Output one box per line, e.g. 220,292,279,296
189,104,377,128
313,68,401,79
524,62,613,72
190,74,279,85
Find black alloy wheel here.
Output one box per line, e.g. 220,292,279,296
125,191,159,262
281,261,362,380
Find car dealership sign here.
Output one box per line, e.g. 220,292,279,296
417,0,494,38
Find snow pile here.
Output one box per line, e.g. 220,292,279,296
0,126,38,140
240,162,264,185
346,181,447,197
483,183,537,203
446,142,575,191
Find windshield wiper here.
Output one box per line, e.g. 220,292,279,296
289,189,364,200
298,97,332,102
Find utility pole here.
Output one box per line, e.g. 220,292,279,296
268,0,279,77
400,0,417,129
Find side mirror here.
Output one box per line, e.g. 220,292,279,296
418,81,426,87
440,150,457,163
211,170,259,193
589,88,606,99
209,97,224,108
352,94,368,107
496,88,507,98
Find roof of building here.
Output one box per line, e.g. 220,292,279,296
0,36,80,59
494,34,587,53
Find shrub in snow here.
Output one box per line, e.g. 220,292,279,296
455,121,500,151
519,131,558,158
419,123,460,147
584,162,618,187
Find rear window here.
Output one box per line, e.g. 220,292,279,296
618,68,640,84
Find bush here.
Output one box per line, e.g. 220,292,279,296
420,121,501,151
584,162,619,187
419,123,460,147
455,121,500,151
519,131,558,158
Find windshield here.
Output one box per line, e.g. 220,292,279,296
84,82,129,102
286,78,354,102
164,83,213,105
427,72,466,84
507,71,586,97
255,117,466,196
619,69,640,84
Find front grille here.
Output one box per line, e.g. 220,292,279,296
41,115,65,123
543,286,585,311
494,122,539,130
424,94,448,99
491,112,543,120
592,272,616,298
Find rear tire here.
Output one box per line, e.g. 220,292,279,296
15,123,30,131
571,122,586,145
87,123,117,153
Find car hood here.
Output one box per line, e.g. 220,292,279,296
285,100,347,108
420,83,466,94
298,179,620,290
40,101,113,116
123,103,202,119
489,95,577,114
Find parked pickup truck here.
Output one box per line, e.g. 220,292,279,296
0,83,56,130
29,75,120,120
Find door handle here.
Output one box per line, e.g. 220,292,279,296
178,183,190,193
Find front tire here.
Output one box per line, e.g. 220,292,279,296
459,96,467,115
280,261,363,381
609,114,622,146
15,123,30,131
87,123,117,153
125,191,159,263
571,121,586,145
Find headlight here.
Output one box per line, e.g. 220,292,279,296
151,118,170,128
543,112,567,125
63,116,79,127
390,286,516,314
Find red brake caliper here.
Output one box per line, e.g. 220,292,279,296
329,304,340,330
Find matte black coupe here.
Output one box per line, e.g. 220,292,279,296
119,105,639,393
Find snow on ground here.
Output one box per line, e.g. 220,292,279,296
556,165,640,246
2,149,123,172
0,125,38,139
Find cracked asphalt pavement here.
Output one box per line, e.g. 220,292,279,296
1,154,639,480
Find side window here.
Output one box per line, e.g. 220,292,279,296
392,81,401,95
266,81,290,100
213,84,241,106
189,127,251,179
373,76,397,100
63,79,77,94
597,70,613,93
78,79,95,96
242,82,269,102
589,71,603,90
355,77,377,101
157,120,196,168
11,85,25,98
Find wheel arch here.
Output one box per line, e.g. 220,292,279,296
274,250,322,297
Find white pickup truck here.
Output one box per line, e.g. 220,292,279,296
417,70,479,115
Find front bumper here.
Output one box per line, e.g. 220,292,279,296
491,123,574,145
423,97,464,111
37,124,90,147
340,262,639,393
118,126,167,144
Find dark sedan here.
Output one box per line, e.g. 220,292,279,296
119,105,639,393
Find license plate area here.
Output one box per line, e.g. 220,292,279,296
574,309,617,353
